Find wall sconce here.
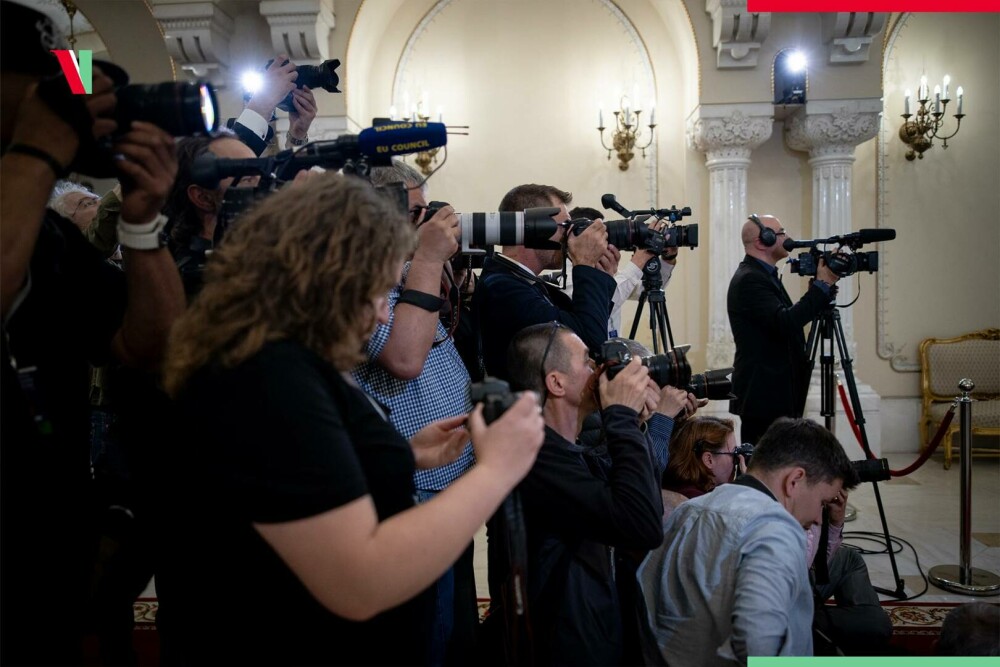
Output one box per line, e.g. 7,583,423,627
390,91,443,176
899,75,965,161
598,96,655,171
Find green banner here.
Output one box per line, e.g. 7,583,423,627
749,658,999,666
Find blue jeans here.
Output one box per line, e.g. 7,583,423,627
416,489,455,667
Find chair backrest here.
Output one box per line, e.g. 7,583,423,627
920,328,1000,401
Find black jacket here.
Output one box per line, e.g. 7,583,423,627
487,405,663,666
473,255,615,380
727,255,830,423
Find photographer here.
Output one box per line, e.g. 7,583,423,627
475,184,614,380
486,323,664,666
162,130,257,296
353,160,477,665
660,415,742,520
158,174,545,666
728,214,839,444
1,4,184,662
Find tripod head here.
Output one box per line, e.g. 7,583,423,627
640,255,665,293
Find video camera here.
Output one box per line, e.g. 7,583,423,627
593,194,698,253
786,228,896,278
596,340,734,401
191,120,448,229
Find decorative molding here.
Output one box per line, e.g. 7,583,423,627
259,0,336,63
687,104,774,154
784,99,882,155
705,0,770,69
876,14,919,371
822,12,888,64
153,2,234,83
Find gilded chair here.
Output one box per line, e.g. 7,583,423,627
919,328,1000,469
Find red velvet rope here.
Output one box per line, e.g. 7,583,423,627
837,380,957,477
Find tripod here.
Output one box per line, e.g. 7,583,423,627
806,303,907,599
628,256,674,353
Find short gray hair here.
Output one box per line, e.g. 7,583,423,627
48,180,97,218
368,159,426,198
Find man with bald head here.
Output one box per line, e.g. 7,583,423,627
727,214,839,444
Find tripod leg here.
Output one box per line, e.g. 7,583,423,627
651,302,669,354
830,310,907,598
629,292,647,341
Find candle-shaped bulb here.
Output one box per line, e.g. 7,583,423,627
934,85,941,113
389,105,397,120
599,108,604,127
957,86,964,115
943,74,951,100
436,106,443,123
904,89,911,115
920,75,928,100
649,105,656,125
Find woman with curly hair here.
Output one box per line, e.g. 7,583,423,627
660,415,740,521
157,173,545,666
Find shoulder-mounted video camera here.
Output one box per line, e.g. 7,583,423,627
786,228,896,278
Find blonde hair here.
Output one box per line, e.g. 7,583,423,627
164,173,415,396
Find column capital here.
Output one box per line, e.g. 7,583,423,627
259,0,336,63
705,0,771,69
784,98,881,157
687,103,774,163
153,2,234,85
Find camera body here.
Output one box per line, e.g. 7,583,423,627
570,215,699,252
789,247,879,278
265,58,341,112
733,442,755,467
470,377,519,425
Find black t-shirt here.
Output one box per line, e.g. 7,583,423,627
0,211,126,663
156,340,430,666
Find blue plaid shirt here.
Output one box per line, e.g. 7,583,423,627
353,267,474,491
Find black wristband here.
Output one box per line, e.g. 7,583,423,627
398,289,445,312
5,144,67,178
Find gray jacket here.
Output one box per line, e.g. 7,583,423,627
636,478,813,666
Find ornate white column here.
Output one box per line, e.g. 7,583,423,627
687,104,773,370
153,2,234,86
784,98,883,453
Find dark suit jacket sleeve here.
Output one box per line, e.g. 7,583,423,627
226,117,274,157
519,406,664,551
563,265,616,351
729,269,829,338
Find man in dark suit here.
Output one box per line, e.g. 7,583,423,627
727,214,839,444
473,184,616,380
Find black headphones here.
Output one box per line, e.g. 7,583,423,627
748,214,776,247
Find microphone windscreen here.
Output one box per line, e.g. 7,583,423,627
858,228,897,243
357,122,447,158
782,237,797,251
601,194,617,209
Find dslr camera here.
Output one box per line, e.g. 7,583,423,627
263,58,341,112
596,340,734,401
470,377,520,425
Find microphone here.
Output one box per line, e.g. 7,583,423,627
840,228,897,244
782,228,897,252
601,193,632,218
357,121,448,158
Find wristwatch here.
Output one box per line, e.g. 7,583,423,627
287,133,308,147
117,213,169,250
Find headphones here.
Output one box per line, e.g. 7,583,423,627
748,213,776,247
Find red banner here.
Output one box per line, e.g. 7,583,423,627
747,1,1000,10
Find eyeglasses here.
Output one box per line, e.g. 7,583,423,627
72,196,99,218
539,321,565,406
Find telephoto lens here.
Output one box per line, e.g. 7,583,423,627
117,82,219,136
852,458,891,483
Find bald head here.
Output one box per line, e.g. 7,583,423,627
742,214,788,265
